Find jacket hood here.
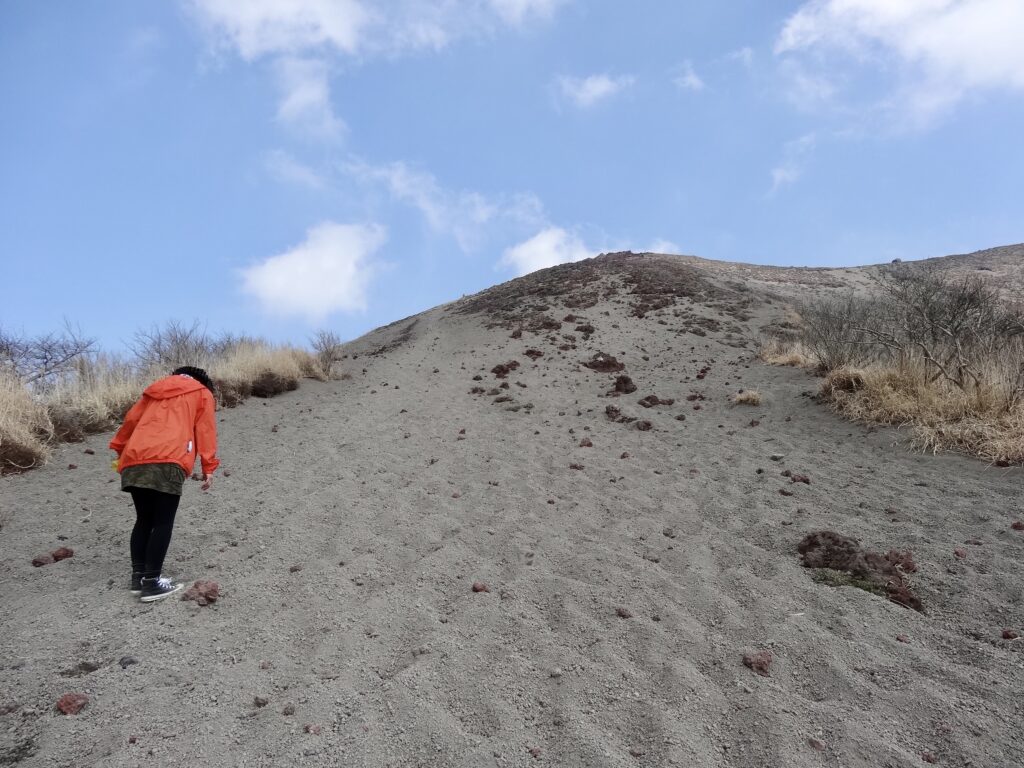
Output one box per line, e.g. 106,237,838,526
143,374,208,400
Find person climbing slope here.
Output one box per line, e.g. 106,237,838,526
110,366,219,602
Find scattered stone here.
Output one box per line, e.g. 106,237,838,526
282,704,295,716
620,452,630,459
60,661,101,677
615,606,633,619
271,425,279,433
254,696,269,708
569,463,585,470
629,748,646,757
118,656,138,669
742,650,772,677
779,488,794,497
182,580,220,606
528,746,542,759
304,724,322,735
896,634,911,644
491,361,520,379
638,394,675,408
1012,521,1024,531
921,751,938,763
605,404,622,420
472,582,490,593
662,527,676,538
808,738,826,752
769,454,784,461
55,693,88,715
67,464,77,470
289,564,303,573
789,473,810,485
675,414,686,421
222,470,232,477
524,349,543,360
636,420,652,431
583,352,625,373
31,553,55,567
953,548,967,559
579,438,593,447
798,531,923,612
260,661,273,670
83,448,95,455
613,375,637,394
1002,629,1019,640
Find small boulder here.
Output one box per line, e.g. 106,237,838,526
56,693,88,715
182,580,220,606
742,650,772,677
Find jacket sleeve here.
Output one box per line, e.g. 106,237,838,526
196,389,220,475
109,398,146,455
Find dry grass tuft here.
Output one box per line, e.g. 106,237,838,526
1,330,327,472
210,342,319,405
822,364,1024,464
0,373,52,473
733,390,762,406
760,338,812,367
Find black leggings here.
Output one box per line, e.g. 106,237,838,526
129,488,180,579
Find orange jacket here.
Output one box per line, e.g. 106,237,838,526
110,374,220,476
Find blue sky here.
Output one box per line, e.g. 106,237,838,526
2,1,1023,349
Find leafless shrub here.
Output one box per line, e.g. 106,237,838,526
0,321,95,386
801,267,1024,462
311,329,344,379
131,320,216,369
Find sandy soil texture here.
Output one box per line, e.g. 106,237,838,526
2,252,1022,767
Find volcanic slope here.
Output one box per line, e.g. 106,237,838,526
1,250,1022,768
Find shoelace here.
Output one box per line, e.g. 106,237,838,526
156,577,172,589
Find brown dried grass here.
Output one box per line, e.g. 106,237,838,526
733,390,762,406
821,365,1024,464
760,338,812,367
0,339,322,472
0,373,52,473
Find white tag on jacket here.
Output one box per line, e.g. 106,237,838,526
187,440,193,454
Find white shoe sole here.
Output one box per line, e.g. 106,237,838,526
130,589,142,596
139,583,184,603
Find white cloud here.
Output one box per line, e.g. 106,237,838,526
673,61,705,92
769,133,816,194
187,0,371,59
274,57,345,140
187,1,570,141
556,74,635,108
264,150,325,188
346,160,544,251
488,0,565,25
775,0,1024,124
727,46,754,68
188,0,566,59
648,239,680,254
240,222,386,319
500,227,594,275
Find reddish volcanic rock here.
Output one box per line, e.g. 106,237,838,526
472,582,490,593
742,650,772,677
583,352,625,373
182,580,220,606
56,693,88,715
52,547,74,562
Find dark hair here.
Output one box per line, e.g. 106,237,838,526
172,366,215,394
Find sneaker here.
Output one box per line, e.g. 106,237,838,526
130,572,143,595
139,576,184,603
